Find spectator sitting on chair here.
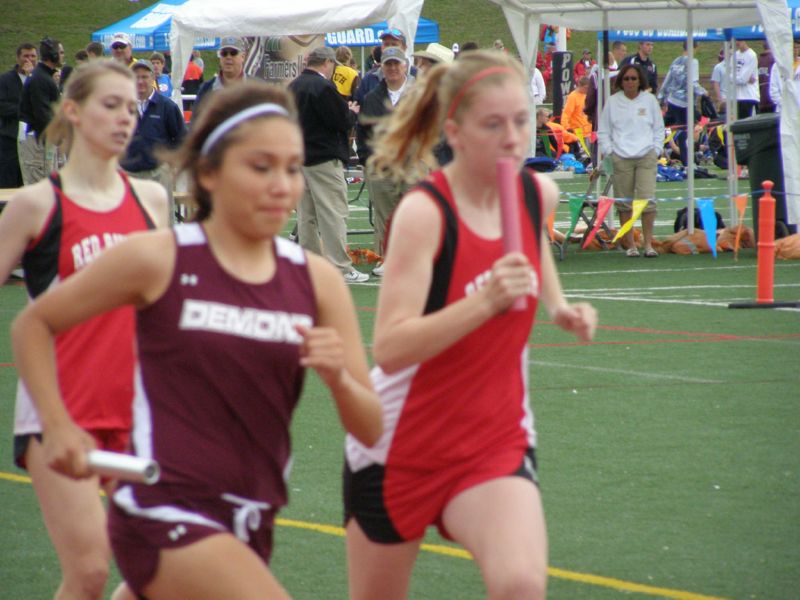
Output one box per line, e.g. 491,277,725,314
192,37,248,121
289,46,366,284
535,108,575,157
560,76,592,161
120,59,186,221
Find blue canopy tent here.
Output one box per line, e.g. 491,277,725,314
325,16,439,47
92,0,219,52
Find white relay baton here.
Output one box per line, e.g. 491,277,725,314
87,450,160,485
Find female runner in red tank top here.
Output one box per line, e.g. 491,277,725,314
0,60,167,600
12,81,382,599
343,51,598,600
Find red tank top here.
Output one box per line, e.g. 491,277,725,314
382,169,544,471
21,171,155,430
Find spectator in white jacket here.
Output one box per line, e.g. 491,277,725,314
734,40,759,119
597,63,665,258
768,39,800,113
530,66,546,104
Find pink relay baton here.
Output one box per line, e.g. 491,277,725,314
87,450,160,484
496,157,527,311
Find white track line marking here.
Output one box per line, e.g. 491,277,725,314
530,359,723,384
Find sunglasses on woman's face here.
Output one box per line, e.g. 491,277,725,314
622,76,639,81
218,49,240,58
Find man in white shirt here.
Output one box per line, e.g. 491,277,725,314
734,40,759,119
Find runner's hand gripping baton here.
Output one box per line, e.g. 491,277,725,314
497,157,527,311
87,450,160,485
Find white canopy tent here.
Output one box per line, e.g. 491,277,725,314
167,0,423,103
490,0,798,229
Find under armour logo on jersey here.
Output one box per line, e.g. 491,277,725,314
180,273,198,286
168,524,187,541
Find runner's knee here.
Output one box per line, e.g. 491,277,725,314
62,556,109,599
484,562,546,600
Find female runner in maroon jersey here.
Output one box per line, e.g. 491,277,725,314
12,80,381,600
0,60,167,600
343,50,598,599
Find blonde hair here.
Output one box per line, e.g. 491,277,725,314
45,60,134,152
166,80,298,221
368,50,526,183
335,46,353,65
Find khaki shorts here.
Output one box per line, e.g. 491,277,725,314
612,151,658,214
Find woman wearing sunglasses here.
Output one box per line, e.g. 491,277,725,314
597,63,664,258
193,37,249,121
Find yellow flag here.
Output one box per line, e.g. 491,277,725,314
574,128,592,158
612,199,649,242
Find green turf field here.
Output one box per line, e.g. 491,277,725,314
1,169,799,599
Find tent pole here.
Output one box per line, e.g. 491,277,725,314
726,37,738,224
687,10,696,236
598,12,610,203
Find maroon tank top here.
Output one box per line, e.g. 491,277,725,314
131,223,317,508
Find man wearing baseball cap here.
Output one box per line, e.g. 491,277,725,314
121,59,186,221
412,42,454,76
110,32,135,67
574,48,596,81
354,28,415,105
356,46,415,272
193,37,248,119
289,47,367,283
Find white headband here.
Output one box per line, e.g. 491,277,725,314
200,103,290,156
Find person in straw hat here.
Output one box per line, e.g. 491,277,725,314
412,43,455,76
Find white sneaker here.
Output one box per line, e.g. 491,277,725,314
343,269,369,283
371,263,384,277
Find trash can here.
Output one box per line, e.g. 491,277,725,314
730,113,794,241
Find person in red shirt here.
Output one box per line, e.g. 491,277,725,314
182,53,203,86
344,50,597,600
2,60,167,600
573,48,596,82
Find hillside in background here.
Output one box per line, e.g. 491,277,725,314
0,0,745,85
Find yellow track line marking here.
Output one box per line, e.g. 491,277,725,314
0,471,728,600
